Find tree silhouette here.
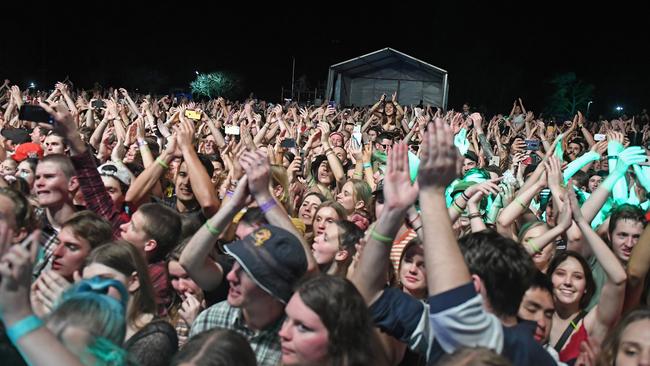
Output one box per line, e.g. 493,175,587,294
190,71,242,99
545,72,594,119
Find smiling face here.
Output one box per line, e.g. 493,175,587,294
279,292,330,366
298,195,323,228
174,161,195,202
551,257,587,308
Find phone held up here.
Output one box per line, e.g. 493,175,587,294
19,105,53,124
184,109,201,121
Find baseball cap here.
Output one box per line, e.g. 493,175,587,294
97,162,132,186
12,143,44,161
224,225,307,303
1,128,30,145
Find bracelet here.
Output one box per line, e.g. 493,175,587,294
225,190,234,198
407,214,421,226
607,155,619,160
370,229,393,244
468,212,483,219
204,221,221,236
137,139,148,147
260,198,277,213
155,157,169,169
363,162,372,169
451,201,464,214
7,315,43,345
412,225,423,232
461,192,471,201
527,239,540,253
514,197,528,210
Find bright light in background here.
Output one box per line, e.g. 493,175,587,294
29,82,36,88
615,106,623,112
195,70,199,75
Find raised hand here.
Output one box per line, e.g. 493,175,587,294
0,231,40,323
418,118,463,191
383,143,419,211
239,150,271,197
178,294,204,326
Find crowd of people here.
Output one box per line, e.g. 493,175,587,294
0,79,649,366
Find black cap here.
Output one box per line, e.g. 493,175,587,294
1,128,30,144
224,225,307,304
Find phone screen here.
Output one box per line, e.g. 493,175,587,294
18,105,53,124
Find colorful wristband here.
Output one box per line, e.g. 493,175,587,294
363,162,372,169
370,229,393,244
7,315,43,345
204,221,221,236
155,157,169,169
260,199,277,213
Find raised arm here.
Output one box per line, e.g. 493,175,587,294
419,118,471,294
239,150,319,274
570,192,627,343
351,143,418,304
319,122,345,183
179,178,252,291
176,109,220,217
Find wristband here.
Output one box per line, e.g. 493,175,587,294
204,221,221,236
370,229,393,244
468,212,483,219
527,239,540,253
155,157,169,169
260,199,277,213
607,155,619,160
363,162,372,169
461,192,471,201
137,139,148,147
7,315,43,345
451,201,464,214
225,190,235,198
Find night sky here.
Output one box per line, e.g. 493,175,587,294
2,2,648,118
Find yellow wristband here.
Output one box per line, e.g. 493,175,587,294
155,157,169,169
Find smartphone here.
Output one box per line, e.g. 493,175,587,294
522,156,533,165
91,100,106,109
524,139,540,151
185,109,201,120
225,125,240,135
328,101,336,108
19,105,53,124
352,125,362,148
594,133,606,141
297,149,305,177
281,138,296,148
